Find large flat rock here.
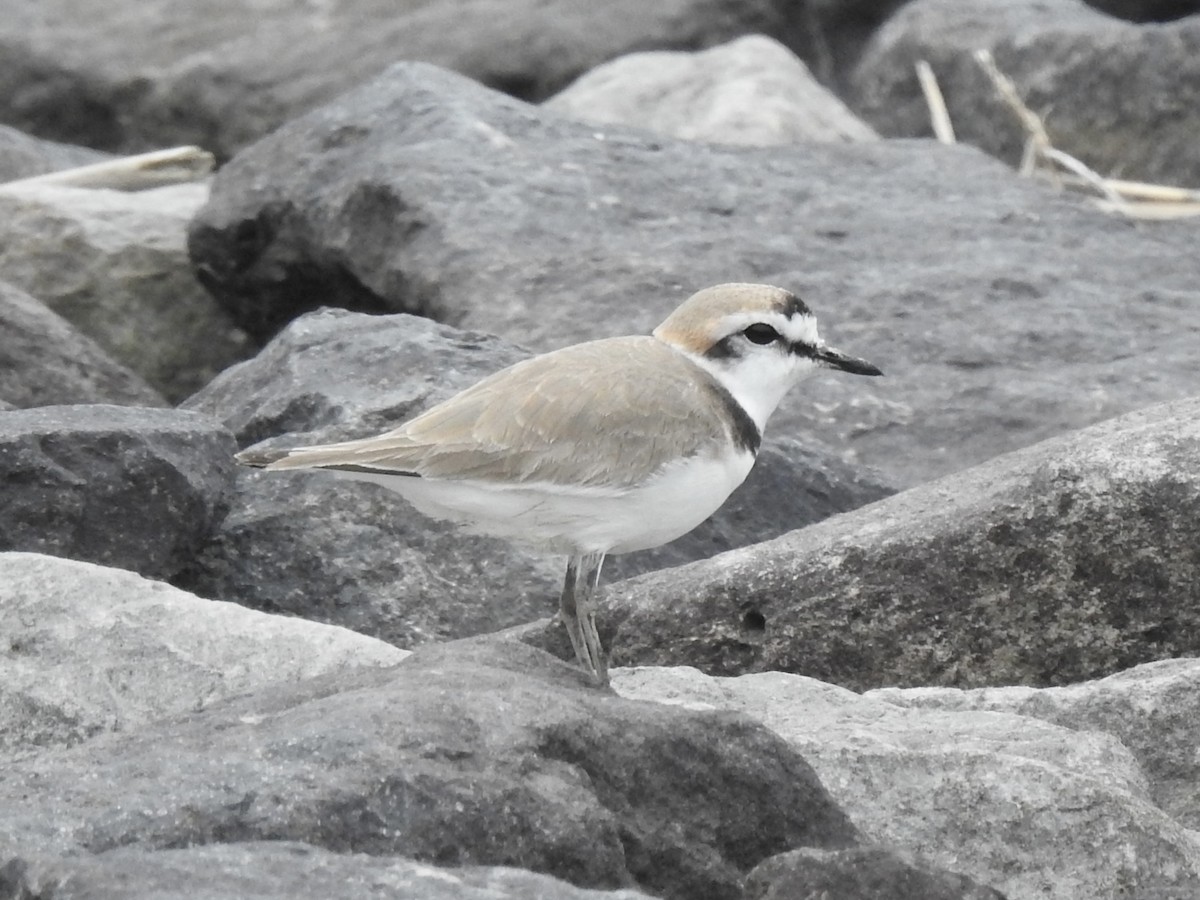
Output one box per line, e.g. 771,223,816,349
0,640,859,900
542,396,1200,689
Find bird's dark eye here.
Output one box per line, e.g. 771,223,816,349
743,323,780,345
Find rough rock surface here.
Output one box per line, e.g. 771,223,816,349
851,0,1200,186
180,308,892,645
0,280,165,408
0,843,658,900
746,847,1006,900
0,641,860,900
189,61,1200,489
614,665,1200,900
537,397,1200,689
870,657,1200,830
0,0,792,158
544,34,878,146
0,124,110,182
0,405,236,580
0,552,407,760
0,181,252,402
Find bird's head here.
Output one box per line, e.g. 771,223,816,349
653,283,882,431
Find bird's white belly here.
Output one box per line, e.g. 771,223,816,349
332,450,756,556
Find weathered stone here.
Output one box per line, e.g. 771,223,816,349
0,280,165,408
850,0,1200,186
0,124,110,182
746,847,1006,900
0,0,792,158
189,61,1200,489
546,397,1200,689
0,181,252,402
615,665,1200,900
0,641,860,900
0,405,236,579
0,552,407,760
544,34,878,145
0,843,658,900
870,657,1200,830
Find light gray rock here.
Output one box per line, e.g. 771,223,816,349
870,657,1200,830
0,553,407,760
0,0,793,158
614,665,1200,900
0,405,236,580
0,641,859,900
0,181,252,402
544,34,878,145
553,396,1200,689
180,308,891,646
1,843,658,900
189,61,1200,489
850,0,1200,186
0,279,166,408
0,124,111,182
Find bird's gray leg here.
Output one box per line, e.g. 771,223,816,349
559,552,608,686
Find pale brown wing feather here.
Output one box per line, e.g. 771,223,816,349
259,336,736,489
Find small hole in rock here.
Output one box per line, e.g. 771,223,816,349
742,609,766,632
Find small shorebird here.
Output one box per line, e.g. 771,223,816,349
237,283,881,685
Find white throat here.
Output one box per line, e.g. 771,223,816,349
673,344,815,436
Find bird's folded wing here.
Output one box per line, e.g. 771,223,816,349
243,336,736,490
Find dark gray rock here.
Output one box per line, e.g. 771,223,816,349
536,396,1200,690
746,847,1007,899
0,0,790,158
0,842,658,900
189,61,1200,490
0,405,236,580
0,124,111,182
1085,0,1200,19
850,0,1200,186
180,308,891,646
0,640,860,900
0,280,166,409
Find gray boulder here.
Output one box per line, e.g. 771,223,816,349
850,0,1200,186
0,280,165,409
544,34,878,146
189,61,1200,489
0,405,236,580
0,552,407,760
0,640,860,900
746,847,1006,900
553,396,1200,689
0,843,657,900
0,181,252,402
615,665,1200,900
0,0,793,158
0,125,111,182
870,657,1200,831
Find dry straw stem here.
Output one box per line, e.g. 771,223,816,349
916,60,956,144
967,48,1200,220
1,146,214,191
